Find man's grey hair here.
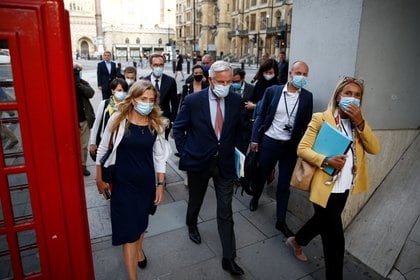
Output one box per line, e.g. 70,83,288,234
208,61,232,78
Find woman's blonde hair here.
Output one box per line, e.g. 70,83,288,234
327,76,365,112
110,80,168,134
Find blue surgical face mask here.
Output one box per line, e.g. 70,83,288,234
114,91,127,102
134,101,154,116
202,65,210,72
291,75,307,88
231,82,242,90
339,96,360,111
212,84,230,98
152,67,163,77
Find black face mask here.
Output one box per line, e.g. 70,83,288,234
193,75,203,82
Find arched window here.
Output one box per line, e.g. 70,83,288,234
275,10,282,27
158,38,162,45
125,38,129,44
136,38,140,44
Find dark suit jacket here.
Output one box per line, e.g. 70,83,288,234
142,73,178,122
251,84,313,148
238,82,255,153
97,60,117,98
278,60,289,84
173,89,242,178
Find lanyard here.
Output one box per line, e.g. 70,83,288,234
283,91,300,125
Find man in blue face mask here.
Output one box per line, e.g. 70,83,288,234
249,61,314,238
173,61,245,276
140,53,178,139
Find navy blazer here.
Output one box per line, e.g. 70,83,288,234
173,89,242,178
251,84,313,147
97,60,117,89
142,73,178,122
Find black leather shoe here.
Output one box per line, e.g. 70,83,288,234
83,167,90,177
188,227,201,244
275,221,294,237
222,258,245,276
249,197,258,212
137,251,147,269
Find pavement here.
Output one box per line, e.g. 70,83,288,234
79,59,385,280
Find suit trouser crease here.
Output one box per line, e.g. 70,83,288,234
255,135,297,222
187,160,236,259
295,191,349,280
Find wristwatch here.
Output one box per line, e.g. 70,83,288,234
322,157,329,167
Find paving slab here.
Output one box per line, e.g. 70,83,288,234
146,200,193,237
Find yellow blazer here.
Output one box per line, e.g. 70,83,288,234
297,110,380,208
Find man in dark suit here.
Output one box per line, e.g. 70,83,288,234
231,67,255,154
141,53,178,139
277,51,289,84
97,51,117,100
250,61,313,237
173,61,245,276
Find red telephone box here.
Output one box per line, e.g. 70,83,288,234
0,0,94,279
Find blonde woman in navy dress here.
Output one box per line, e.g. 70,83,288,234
96,80,171,280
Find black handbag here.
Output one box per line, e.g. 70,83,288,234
100,127,118,183
239,151,261,196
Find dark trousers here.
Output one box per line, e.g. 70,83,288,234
187,159,236,259
254,135,297,223
295,191,349,280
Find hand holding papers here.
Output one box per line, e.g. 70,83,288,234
312,122,352,175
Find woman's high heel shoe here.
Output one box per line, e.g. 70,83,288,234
138,251,147,269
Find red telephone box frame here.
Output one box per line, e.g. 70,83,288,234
0,0,94,278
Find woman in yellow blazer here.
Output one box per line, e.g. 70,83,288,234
286,77,380,280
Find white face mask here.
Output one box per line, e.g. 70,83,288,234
125,79,134,86
263,73,275,81
212,84,230,98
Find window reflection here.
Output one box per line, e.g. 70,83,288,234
1,110,24,166
0,234,13,279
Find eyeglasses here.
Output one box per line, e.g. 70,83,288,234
343,76,364,85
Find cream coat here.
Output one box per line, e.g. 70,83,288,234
297,110,380,207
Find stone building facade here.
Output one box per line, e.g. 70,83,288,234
64,0,176,60
175,0,293,62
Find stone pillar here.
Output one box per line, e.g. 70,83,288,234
94,0,104,53
214,0,230,59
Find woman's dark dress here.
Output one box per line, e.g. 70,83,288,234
111,124,156,246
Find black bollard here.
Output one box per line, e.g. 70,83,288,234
241,62,245,70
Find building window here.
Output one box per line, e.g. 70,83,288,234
261,0,268,4
251,0,257,6
125,38,129,44
275,10,282,27
136,38,140,44
158,38,162,45
261,12,268,29
250,14,256,31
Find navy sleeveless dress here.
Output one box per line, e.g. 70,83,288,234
111,123,157,246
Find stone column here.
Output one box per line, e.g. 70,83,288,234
94,0,104,53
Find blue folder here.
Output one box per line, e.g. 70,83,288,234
313,122,353,175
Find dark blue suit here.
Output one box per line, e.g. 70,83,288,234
142,73,178,139
97,60,117,100
251,84,313,223
173,88,242,259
